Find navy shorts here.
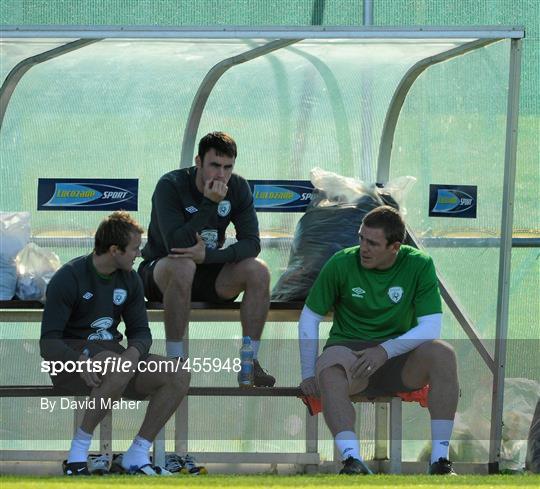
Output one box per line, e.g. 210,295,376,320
138,259,236,303
320,340,418,397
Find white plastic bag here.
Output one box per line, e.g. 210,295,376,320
309,167,416,212
0,212,31,299
15,243,61,302
424,378,540,468
309,167,378,206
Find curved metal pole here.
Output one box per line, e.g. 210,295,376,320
287,46,354,176
179,39,300,168
376,38,498,184
0,39,101,130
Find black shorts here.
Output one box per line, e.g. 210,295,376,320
138,259,236,303
322,340,418,397
49,340,150,401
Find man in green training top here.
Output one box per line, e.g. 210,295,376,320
298,205,459,475
139,131,275,387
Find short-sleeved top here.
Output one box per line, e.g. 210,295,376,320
305,245,442,346
40,254,152,362
142,166,260,264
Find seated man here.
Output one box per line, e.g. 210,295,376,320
298,205,459,475
40,212,190,476
138,131,274,386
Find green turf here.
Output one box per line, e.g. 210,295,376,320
2,474,540,489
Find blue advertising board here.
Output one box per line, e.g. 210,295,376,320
429,184,477,218
38,179,138,211
249,180,314,212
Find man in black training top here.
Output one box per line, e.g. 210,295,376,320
139,131,275,386
41,212,190,476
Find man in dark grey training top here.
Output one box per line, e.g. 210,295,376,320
138,131,275,387
40,212,190,476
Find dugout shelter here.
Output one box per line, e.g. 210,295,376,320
0,25,532,473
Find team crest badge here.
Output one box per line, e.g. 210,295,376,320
388,286,403,303
113,288,127,305
200,229,218,250
218,200,231,217
88,317,114,340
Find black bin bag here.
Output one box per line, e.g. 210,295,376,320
270,168,407,302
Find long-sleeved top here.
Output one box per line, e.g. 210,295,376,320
40,254,152,362
141,167,260,264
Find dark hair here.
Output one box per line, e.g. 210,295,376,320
94,211,144,255
197,131,237,160
362,205,406,245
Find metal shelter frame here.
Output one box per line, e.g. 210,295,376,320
0,25,525,472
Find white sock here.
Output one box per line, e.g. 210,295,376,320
67,427,92,463
431,419,454,463
335,430,362,461
122,435,152,470
166,340,184,359
252,340,260,360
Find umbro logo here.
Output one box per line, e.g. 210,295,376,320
352,287,365,298
83,292,93,300
185,206,198,214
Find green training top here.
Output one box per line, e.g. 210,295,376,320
305,245,442,345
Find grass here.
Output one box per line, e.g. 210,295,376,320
2,474,540,489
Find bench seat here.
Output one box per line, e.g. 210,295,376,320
0,300,312,322
0,299,402,473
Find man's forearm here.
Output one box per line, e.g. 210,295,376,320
204,237,260,264
40,336,81,363
380,313,442,358
126,337,151,358
298,305,323,379
124,310,152,358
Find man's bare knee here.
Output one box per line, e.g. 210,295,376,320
99,370,133,393
155,258,196,292
318,365,347,389
241,258,270,286
417,340,457,370
167,369,191,397
91,351,121,362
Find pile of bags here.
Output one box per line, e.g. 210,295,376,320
271,168,415,301
0,212,60,302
